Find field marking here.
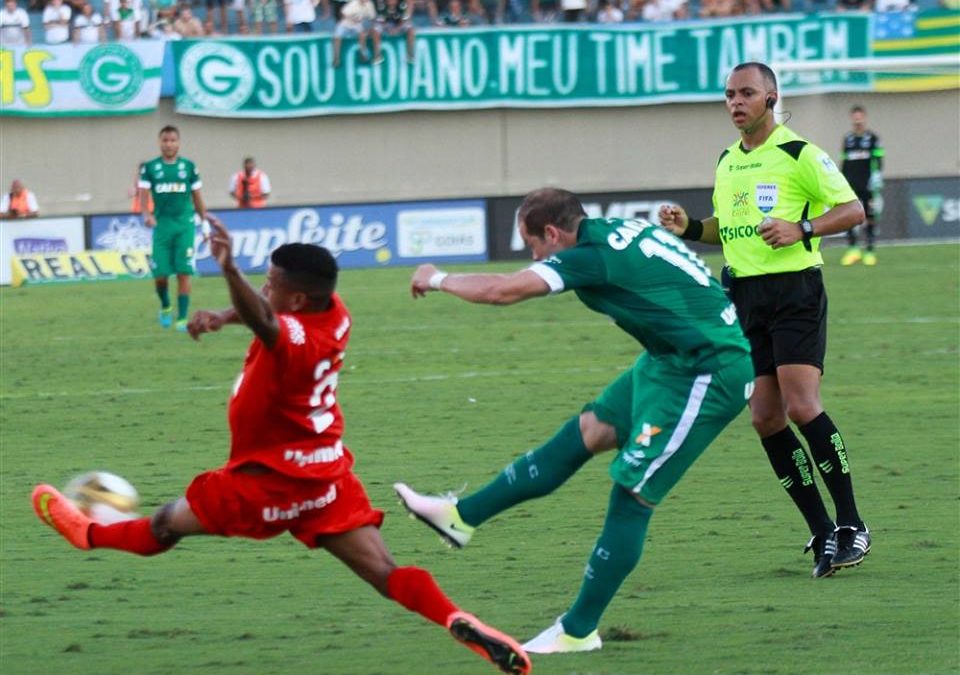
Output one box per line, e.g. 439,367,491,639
45,319,615,343
0,365,626,401
36,315,960,345
833,317,960,325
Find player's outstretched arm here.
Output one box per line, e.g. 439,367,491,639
207,215,280,348
411,264,550,306
186,308,240,341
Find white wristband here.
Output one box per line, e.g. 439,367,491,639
428,271,448,290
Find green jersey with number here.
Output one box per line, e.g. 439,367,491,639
529,218,749,371
712,124,857,278
138,156,201,224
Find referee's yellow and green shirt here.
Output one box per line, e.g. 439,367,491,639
712,124,857,278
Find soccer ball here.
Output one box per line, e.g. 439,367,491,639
64,471,140,525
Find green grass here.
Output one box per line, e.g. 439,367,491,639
2,244,958,675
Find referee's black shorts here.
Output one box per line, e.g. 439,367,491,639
731,267,827,376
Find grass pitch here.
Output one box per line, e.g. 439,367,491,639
1,243,958,675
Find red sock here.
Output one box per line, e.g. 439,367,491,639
89,517,173,556
387,566,459,627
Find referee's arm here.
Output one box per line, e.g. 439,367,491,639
758,199,864,249
658,205,722,245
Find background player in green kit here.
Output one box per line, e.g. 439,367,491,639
659,62,871,579
394,187,754,654
138,125,208,332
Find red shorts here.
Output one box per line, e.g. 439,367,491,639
186,467,384,548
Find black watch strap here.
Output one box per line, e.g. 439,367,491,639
799,219,814,252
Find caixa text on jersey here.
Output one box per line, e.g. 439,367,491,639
197,208,388,268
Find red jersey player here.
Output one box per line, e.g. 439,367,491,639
31,215,531,675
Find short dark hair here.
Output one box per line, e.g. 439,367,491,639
158,125,179,137
850,104,866,114
271,244,338,306
732,62,778,93
517,188,586,238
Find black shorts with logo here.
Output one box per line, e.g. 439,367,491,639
730,267,827,376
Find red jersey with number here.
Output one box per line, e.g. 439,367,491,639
226,293,354,480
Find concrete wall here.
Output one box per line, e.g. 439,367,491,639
2,89,958,215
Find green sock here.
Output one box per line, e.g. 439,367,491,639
457,417,592,527
562,485,652,638
156,286,170,309
177,294,190,321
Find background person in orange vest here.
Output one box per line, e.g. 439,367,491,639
0,179,39,219
229,157,271,208
130,163,154,214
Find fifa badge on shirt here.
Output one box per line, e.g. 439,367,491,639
755,183,778,214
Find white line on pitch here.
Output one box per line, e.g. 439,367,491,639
0,365,625,401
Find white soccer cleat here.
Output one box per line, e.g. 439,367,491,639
393,482,474,549
522,617,602,654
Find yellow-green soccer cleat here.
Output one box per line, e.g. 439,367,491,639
863,251,877,266
175,319,188,332
840,248,862,266
522,617,602,654
393,482,474,548
158,307,173,328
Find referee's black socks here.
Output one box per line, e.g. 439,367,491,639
799,412,864,530
761,427,834,536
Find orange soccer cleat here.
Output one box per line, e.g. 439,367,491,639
447,611,532,675
32,484,93,550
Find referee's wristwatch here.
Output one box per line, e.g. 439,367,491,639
798,219,814,252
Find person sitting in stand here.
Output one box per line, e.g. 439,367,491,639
372,0,415,63
1,179,39,219
333,0,376,66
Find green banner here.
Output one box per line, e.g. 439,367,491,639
0,42,164,117
172,15,870,117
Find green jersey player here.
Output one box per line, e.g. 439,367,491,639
138,125,207,332
394,187,753,653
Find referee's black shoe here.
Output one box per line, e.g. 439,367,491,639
804,531,838,579
832,525,872,569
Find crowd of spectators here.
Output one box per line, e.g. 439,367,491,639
0,0,932,46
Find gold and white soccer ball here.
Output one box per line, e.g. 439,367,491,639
64,471,140,524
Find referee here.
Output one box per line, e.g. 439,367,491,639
660,62,871,579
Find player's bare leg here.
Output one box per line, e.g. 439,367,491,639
319,526,531,674
32,488,201,556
